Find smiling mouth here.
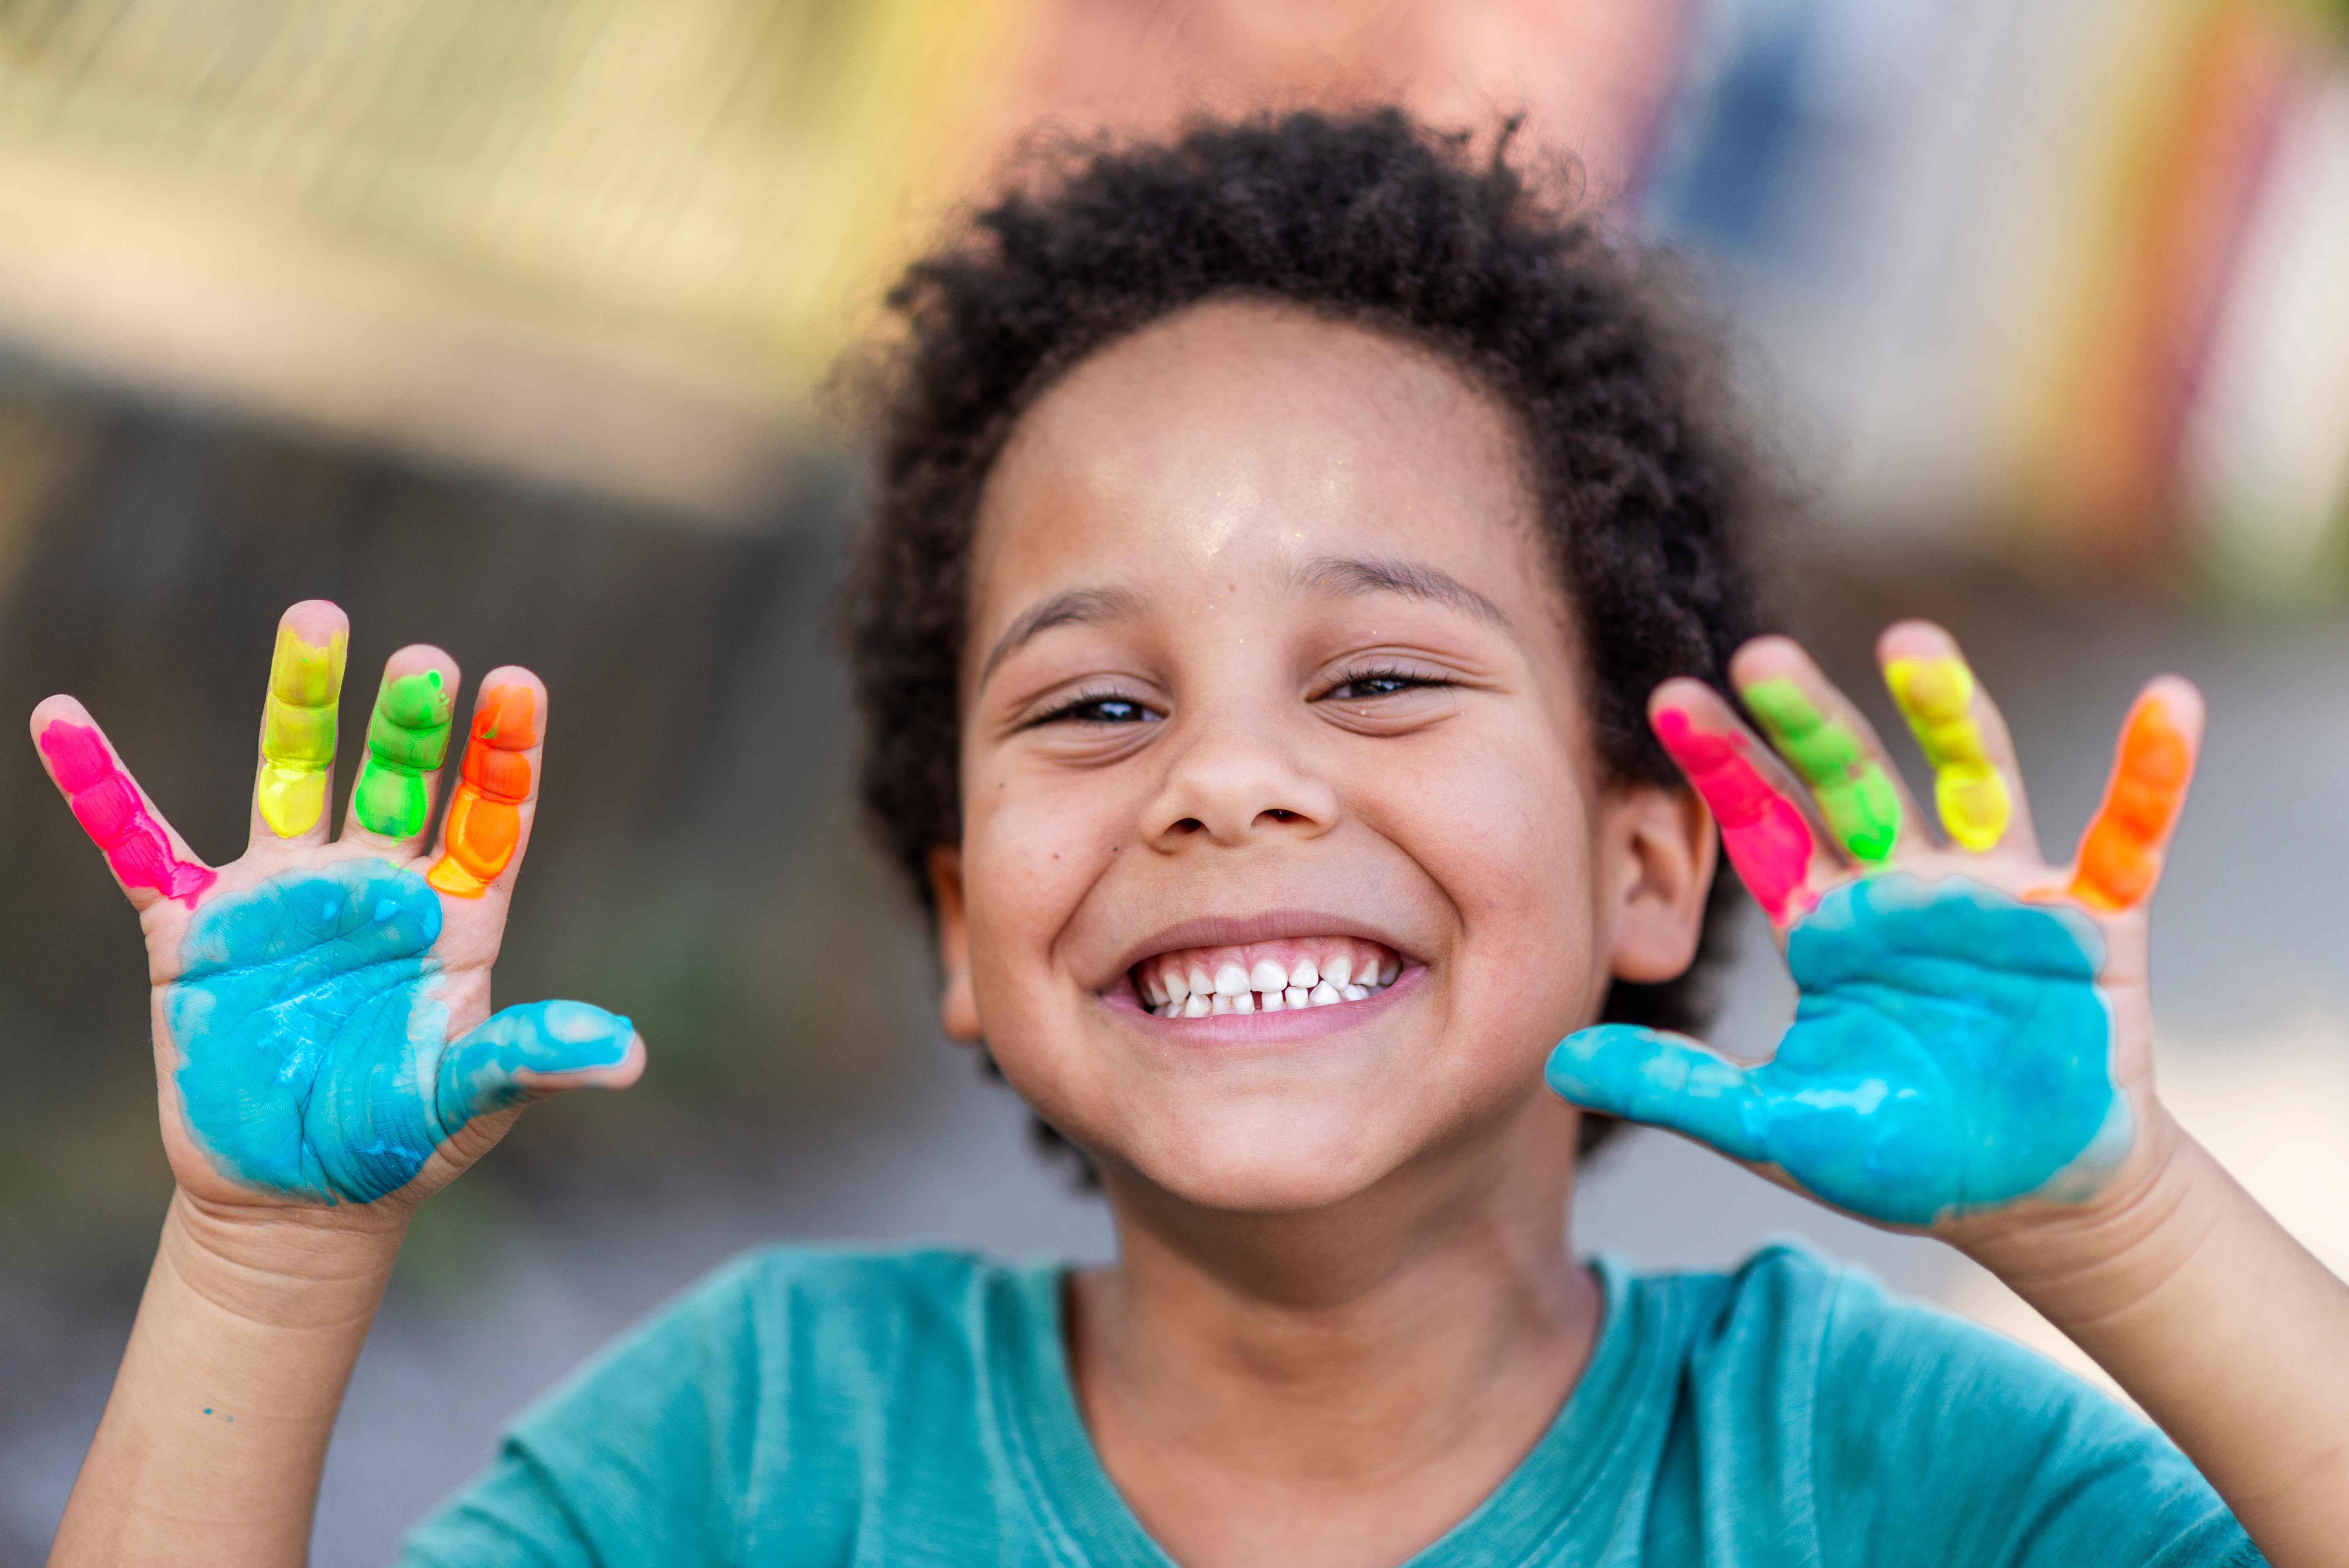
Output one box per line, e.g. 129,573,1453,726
1127,938,1402,1018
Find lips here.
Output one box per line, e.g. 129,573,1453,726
1129,937,1401,1017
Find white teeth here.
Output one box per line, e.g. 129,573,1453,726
1138,942,1402,1019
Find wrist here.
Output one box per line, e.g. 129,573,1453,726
1952,1103,2216,1332
162,1185,409,1333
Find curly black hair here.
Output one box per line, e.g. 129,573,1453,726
840,107,1767,1170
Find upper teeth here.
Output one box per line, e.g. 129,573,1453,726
1132,939,1402,1018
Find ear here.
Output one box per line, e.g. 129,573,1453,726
1604,781,1716,984
926,846,983,1042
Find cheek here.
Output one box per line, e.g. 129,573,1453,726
1386,729,1606,1016
958,764,1115,978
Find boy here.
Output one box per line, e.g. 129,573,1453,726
39,111,2344,1565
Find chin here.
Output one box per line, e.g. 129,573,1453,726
1096,1096,1426,1215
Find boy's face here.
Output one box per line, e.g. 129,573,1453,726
934,300,1712,1215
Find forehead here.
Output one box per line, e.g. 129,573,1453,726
969,300,1549,618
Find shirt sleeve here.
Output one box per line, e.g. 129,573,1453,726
1807,1263,2264,1568
393,1254,769,1568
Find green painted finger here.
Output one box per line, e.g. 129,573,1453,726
1740,678,1901,863
353,668,455,837
256,623,347,837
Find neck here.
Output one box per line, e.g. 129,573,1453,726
1069,1094,1601,1563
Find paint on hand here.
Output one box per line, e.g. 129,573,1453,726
2069,696,2192,912
1885,656,2011,853
427,684,537,898
353,670,454,838
255,623,348,837
36,721,216,907
1739,679,1902,863
1546,873,2126,1225
169,861,633,1203
1653,706,1817,923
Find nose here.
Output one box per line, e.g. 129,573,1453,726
1141,716,1341,850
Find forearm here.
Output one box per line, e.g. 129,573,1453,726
50,1189,406,1568
1970,1131,2349,1568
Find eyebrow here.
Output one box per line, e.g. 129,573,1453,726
1291,554,1514,632
980,586,1144,686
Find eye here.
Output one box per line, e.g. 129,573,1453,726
1321,668,1452,702
1035,690,1161,727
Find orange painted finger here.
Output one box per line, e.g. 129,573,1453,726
2067,684,2200,912
426,677,542,899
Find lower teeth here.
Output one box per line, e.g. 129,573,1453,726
1153,980,1387,1018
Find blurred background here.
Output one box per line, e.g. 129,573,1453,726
4,0,2349,1559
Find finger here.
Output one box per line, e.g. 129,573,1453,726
27,695,217,911
2066,677,2203,913
344,647,460,852
1877,621,2037,859
435,1000,642,1130
1545,1024,1768,1163
426,670,546,900
1650,679,1839,927
250,600,349,846
1730,637,1918,866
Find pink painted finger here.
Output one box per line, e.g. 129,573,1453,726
29,699,215,908
1652,700,1820,925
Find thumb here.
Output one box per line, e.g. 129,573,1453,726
1545,1025,1769,1163
435,1000,643,1132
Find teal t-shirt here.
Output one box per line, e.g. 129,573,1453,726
397,1244,2259,1566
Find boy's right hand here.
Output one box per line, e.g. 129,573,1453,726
29,599,643,1237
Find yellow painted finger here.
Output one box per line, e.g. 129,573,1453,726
256,618,348,837
1885,656,2012,852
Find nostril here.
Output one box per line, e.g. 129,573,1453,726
1173,818,1205,834
1261,809,1297,823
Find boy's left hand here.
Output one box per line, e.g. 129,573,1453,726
1547,620,2199,1243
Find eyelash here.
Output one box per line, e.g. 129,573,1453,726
1030,666,1453,727
1320,665,1454,701
1033,688,1160,727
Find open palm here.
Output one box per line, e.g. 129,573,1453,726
1548,621,2198,1232
29,600,642,1216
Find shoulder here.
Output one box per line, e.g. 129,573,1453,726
1611,1245,2251,1567
402,1246,1059,1565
